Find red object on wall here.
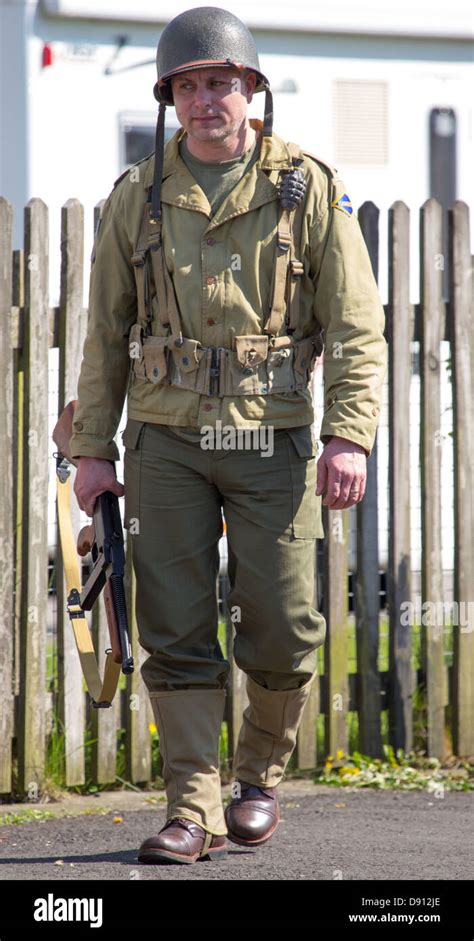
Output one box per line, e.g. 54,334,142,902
42,44,53,68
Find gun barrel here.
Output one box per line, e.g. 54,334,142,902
109,573,134,674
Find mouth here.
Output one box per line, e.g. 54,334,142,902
193,116,219,122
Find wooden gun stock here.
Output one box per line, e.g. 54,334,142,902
53,400,133,674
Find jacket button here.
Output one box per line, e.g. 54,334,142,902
75,422,83,431
207,318,216,326
203,403,213,411
206,238,215,246
206,276,216,285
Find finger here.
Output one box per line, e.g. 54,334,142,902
73,484,85,514
316,456,327,495
335,474,357,508
323,468,342,506
340,481,364,509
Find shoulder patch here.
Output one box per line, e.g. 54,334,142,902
331,192,353,217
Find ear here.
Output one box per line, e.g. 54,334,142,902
244,70,257,101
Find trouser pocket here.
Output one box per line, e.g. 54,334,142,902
121,418,146,533
285,426,323,538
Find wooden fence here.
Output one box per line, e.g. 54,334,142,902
0,194,473,799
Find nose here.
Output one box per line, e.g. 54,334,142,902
192,85,214,110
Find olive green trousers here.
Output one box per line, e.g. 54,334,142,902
122,419,326,833
122,419,326,693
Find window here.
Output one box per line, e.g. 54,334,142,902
333,80,388,165
119,112,180,170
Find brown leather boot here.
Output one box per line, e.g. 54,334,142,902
224,780,280,847
138,817,229,864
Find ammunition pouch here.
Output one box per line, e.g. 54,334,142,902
128,327,323,397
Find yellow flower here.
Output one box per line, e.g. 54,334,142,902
149,723,157,735
339,766,361,776
336,749,345,761
324,761,333,770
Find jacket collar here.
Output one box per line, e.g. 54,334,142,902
142,119,295,191
142,119,295,227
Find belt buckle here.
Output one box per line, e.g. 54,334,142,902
209,347,226,396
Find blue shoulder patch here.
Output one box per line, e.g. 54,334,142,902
331,193,353,216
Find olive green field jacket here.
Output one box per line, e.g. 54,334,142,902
69,119,387,462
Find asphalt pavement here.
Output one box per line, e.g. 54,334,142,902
0,781,471,881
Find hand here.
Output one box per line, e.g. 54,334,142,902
73,456,125,517
316,436,367,509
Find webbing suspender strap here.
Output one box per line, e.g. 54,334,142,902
131,203,153,334
264,205,293,337
131,199,183,343
147,219,183,343
56,472,121,707
263,142,306,337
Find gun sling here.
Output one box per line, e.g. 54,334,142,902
56,459,122,708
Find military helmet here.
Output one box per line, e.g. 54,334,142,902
153,6,270,104
149,7,274,223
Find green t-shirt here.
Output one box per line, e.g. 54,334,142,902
178,134,259,218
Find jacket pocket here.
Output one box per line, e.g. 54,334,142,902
121,418,146,532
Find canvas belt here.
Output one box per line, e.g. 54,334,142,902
128,325,323,396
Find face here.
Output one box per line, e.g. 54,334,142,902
170,66,257,147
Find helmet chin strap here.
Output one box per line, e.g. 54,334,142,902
263,85,273,138
149,78,273,224
150,100,167,223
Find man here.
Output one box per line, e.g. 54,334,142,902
70,6,387,865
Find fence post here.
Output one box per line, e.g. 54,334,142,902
420,198,445,758
387,201,413,754
323,506,349,757
0,198,15,794
17,199,50,795
356,201,384,758
449,201,474,756
57,197,87,785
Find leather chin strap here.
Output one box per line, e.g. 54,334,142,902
56,470,121,708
